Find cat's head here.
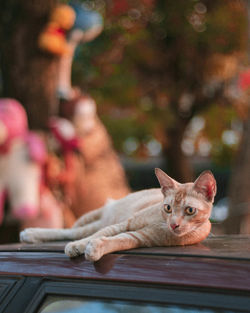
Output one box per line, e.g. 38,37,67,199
155,168,216,237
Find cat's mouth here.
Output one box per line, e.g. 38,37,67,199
169,226,182,236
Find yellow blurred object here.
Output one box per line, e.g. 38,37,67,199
50,4,76,30
38,29,67,55
38,4,76,55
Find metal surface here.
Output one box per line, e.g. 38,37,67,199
0,251,250,292
123,235,250,261
0,235,250,261
0,235,250,313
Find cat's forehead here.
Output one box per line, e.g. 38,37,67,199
171,184,194,203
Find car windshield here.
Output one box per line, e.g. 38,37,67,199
39,296,234,313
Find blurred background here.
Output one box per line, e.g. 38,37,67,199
0,0,249,242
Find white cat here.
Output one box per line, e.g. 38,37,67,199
20,168,217,262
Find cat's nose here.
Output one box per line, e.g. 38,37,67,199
170,223,179,230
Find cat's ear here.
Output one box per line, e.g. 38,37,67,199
193,171,217,203
155,168,178,196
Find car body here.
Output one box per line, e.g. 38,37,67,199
0,235,249,313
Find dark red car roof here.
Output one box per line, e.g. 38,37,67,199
0,234,249,260
0,235,250,292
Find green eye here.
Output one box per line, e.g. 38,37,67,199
164,204,172,213
185,206,196,215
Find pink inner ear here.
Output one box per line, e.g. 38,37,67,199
206,182,216,201
194,172,216,202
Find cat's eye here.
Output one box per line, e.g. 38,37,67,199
163,204,172,213
185,206,196,215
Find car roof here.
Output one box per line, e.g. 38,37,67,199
0,234,249,261
0,235,250,292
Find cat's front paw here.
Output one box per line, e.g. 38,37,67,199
85,238,105,262
20,228,42,243
65,240,88,258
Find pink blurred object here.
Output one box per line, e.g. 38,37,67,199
0,98,28,153
0,98,49,224
25,132,47,165
239,69,250,91
21,186,64,229
12,205,38,220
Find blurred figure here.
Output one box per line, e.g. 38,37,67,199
59,92,130,218
0,98,64,230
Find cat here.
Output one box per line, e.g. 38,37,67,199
20,168,217,262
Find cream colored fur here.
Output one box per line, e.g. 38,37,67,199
20,169,216,262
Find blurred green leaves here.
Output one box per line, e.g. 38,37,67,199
71,0,247,163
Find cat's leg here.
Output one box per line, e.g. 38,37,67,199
85,229,151,261
65,208,161,258
72,207,103,228
20,220,102,243
65,221,129,257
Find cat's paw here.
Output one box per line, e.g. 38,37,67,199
84,238,105,262
65,240,88,258
20,228,42,243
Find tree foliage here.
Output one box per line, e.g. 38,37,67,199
71,0,247,180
